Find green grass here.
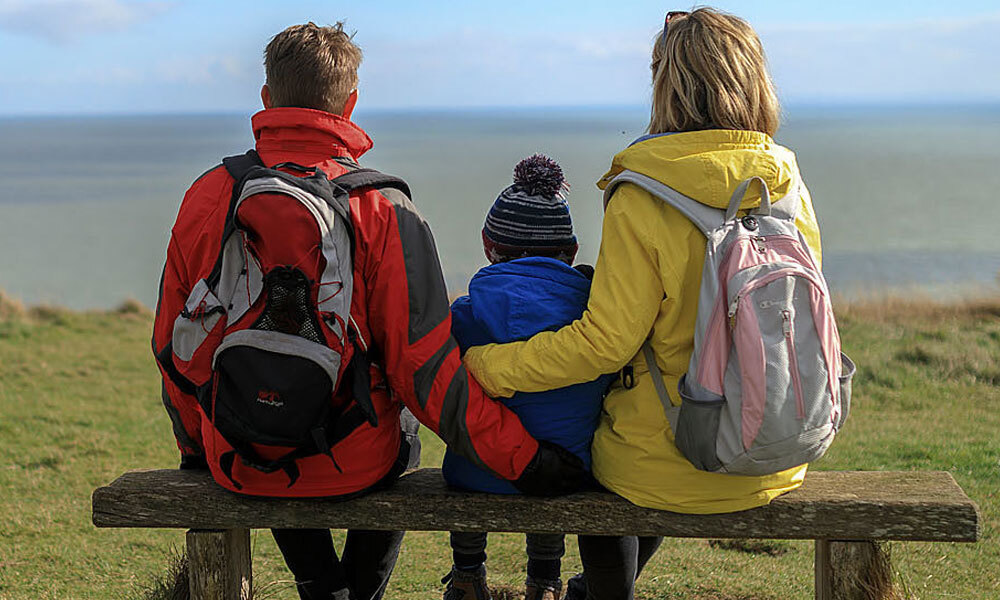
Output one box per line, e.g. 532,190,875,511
0,297,997,599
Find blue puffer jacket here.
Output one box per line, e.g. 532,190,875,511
443,257,611,494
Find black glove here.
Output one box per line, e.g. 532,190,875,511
512,440,587,496
179,454,208,470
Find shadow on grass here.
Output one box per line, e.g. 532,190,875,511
706,539,791,557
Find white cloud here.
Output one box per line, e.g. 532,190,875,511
0,0,172,43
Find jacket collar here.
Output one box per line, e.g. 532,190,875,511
596,129,800,210
251,107,374,161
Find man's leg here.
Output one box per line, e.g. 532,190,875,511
341,529,406,600
272,528,349,600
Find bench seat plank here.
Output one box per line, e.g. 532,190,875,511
92,468,979,543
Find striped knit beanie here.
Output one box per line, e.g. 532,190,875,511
482,154,578,265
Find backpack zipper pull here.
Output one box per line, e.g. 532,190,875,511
781,310,793,336
728,296,740,329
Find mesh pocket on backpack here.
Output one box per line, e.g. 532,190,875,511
252,266,323,343
674,375,725,472
836,352,856,431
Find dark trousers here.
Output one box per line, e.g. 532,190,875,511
272,528,405,600
565,535,664,600
450,530,566,577
272,412,421,600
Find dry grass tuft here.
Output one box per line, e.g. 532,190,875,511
27,303,72,323
834,294,1000,323
115,297,153,317
0,289,27,320
132,549,189,600
0,288,153,323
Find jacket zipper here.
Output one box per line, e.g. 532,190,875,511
782,309,806,419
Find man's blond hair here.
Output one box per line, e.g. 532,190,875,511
649,8,780,137
264,22,362,114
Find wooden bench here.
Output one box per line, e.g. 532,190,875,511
92,468,979,600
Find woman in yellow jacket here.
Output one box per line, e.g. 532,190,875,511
463,8,824,600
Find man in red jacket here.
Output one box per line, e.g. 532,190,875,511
152,22,585,600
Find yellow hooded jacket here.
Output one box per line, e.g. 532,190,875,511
464,130,821,513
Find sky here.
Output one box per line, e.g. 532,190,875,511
1,0,999,115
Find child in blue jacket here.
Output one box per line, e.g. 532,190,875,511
442,155,611,600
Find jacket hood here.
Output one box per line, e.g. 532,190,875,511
252,107,374,161
466,257,591,344
597,129,802,210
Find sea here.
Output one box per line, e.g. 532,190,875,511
1,105,999,310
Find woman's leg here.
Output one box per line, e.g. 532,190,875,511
575,535,663,600
634,536,663,580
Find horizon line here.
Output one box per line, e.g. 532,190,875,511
2,100,1000,119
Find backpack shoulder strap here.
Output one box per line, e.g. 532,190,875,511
331,168,412,199
603,170,725,236
642,340,680,431
205,150,265,288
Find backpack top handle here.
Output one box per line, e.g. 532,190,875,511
725,176,771,222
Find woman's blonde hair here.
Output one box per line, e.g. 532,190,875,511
649,7,779,136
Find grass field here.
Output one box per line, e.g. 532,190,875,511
0,293,997,599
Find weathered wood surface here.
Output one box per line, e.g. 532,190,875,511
186,529,251,600
92,468,979,542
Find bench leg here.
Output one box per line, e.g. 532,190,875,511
187,528,252,600
815,539,898,600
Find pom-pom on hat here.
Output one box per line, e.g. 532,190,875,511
482,154,579,265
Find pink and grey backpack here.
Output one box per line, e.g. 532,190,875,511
604,171,855,476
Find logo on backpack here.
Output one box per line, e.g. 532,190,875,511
256,390,283,408
605,171,856,476
168,150,411,490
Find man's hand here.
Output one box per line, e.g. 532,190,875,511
512,440,587,496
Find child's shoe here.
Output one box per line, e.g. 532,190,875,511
524,575,562,600
441,564,491,600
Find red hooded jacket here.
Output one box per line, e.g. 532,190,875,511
152,107,538,496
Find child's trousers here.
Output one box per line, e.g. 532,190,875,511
450,531,566,569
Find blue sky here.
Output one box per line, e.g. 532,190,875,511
1,0,999,115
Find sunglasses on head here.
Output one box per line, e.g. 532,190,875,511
661,10,689,43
